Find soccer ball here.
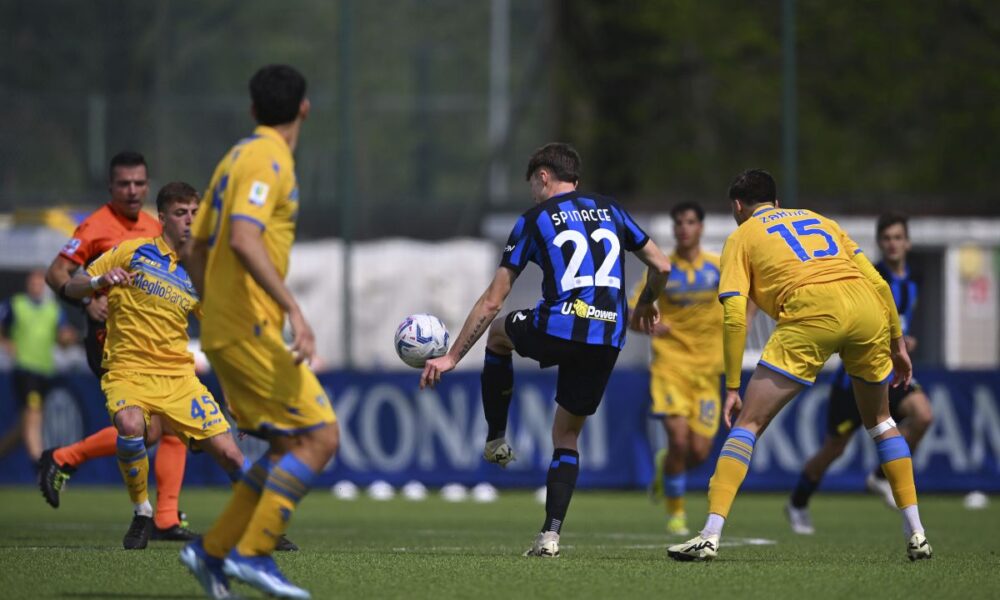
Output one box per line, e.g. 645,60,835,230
394,313,450,368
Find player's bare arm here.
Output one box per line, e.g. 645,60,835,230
181,237,209,298
420,266,516,390
61,267,133,299
46,255,109,320
228,218,315,364
630,238,671,334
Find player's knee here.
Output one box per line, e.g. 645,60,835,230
486,318,513,355
689,441,712,465
667,432,689,456
114,408,145,438
907,396,934,434
311,422,339,460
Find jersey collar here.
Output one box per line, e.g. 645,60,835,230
153,236,178,263
751,205,776,217
254,125,292,152
670,249,704,269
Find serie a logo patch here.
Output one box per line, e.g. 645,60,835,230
248,181,270,207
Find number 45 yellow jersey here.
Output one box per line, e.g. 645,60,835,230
718,206,864,320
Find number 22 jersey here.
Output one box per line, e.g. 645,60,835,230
500,191,649,349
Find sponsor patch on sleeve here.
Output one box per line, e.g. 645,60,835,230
61,238,82,255
248,181,270,207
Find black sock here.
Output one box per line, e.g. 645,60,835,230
542,448,579,534
481,349,513,441
790,472,819,508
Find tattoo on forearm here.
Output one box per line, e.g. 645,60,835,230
639,285,657,304
458,316,488,359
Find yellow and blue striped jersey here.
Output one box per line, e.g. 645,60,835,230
630,251,723,375
718,206,863,319
193,125,299,350
86,237,198,374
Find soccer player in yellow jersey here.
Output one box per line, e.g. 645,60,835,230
180,65,336,600
668,169,932,562
629,202,723,536
61,182,247,551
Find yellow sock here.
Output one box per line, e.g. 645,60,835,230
881,457,918,508
666,496,685,516
116,435,149,505
876,435,918,508
203,479,263,558
236,453,314,557
707,428,756,519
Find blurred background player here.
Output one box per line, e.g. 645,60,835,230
629,202,723,536
36,152,194,541
0,270,77,465
61,182,247,550
180,64,334,599
420,142,672,558
668,169,932,562
786,211,933,533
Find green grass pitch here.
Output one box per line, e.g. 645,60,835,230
0,486,996,599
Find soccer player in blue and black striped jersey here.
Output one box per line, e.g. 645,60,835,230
420,142,672,557
786,212,934,534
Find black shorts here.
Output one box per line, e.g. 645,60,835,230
505,309,619,417
12,368,52,410
826,378,923,437
84,316,107,378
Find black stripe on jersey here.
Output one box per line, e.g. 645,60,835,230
575,196,614,345
533,213,557,334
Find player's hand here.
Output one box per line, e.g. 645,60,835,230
652,322,671,337
630,302,660,335
288,309,317,365
85,294,109,321
99,267,133,289
723,389,743,429
890,336,912,388
420,354,457,390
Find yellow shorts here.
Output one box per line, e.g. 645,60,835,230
102,370,230,445
206,330,336,437
760,279,893,386
649,368,722,438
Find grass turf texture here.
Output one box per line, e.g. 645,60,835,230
0,486,995,599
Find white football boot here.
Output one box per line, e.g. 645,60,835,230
785,503,815,535
524,531,560,557
907,532,933,561
667,534,719,562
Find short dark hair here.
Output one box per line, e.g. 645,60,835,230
155,181,199,213
670,201,705,223
109,151,147,181
728,169,776,205
525,143,581,184
877,211,909,239
250,65,307,126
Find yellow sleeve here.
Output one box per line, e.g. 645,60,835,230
229,155,281,230
852,252,903,339
722,295,748,389
830,217,861,257
84,244,128,278
718,232,750,301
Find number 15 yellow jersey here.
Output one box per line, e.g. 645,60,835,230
718,206,864,320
